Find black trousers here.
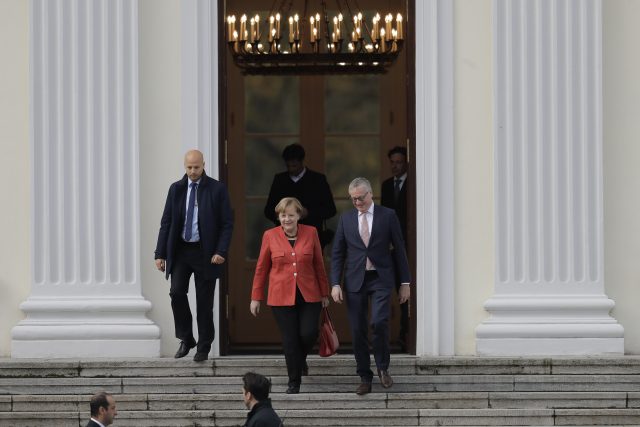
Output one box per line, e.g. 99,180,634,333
345,271,391,382
170,240,216,353
271,288,322,388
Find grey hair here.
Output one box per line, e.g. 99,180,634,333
348,177,372,194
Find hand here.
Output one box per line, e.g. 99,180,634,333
321,296,330,308
155,259,166,272
331,286,343,304
399,284,410,304
250,300,261,316
211,254,226,264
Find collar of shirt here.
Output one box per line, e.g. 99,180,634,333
90,419,106,427
395,173,407,187
289,167,307,183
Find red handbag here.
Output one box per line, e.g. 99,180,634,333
319,307,339,357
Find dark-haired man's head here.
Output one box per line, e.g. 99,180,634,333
242,372,272,409
282,144,306,177
387,146,408,178
90,392,117,426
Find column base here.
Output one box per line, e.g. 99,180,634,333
11,296,161,358
476,295,625,356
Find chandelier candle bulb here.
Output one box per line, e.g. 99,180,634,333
379,28,386,52
227,16,236,42
396,14,403,40
385,14,392,38
255,14,260,41
269,16,274,42
249,17,255,42
275,13,281,39
310,16,315,41
289,17,294,43
315,13,320,40
338,13,343,39
294,14,299,39
240,15,247,41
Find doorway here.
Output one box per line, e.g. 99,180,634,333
220,0,413,354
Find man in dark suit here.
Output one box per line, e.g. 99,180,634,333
264,143,336,248
155,149,234,362
380,146,409,350
87,392,117,427
330,177,411,395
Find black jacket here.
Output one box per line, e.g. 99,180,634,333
244,399,283,427
380,175,408,243
264,168,336,239
155,171,234,280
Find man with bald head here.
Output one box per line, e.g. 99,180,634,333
155,150,233,361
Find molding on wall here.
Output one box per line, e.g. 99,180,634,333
12,0,160,358
477,0,623,355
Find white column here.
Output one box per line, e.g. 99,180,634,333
415,0,455,356
476,0,623,355
181,0,221,357
12,0,160,358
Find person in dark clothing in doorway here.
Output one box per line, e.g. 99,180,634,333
264,143,337,248
242,372,283,427
380,146,410,351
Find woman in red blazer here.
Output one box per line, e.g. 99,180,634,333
251,197,330,394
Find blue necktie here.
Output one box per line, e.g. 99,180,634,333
185,182,197,241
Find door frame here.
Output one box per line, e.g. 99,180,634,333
180,0,454,356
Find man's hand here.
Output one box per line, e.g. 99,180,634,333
321,296,330,308
250,300,261,316
211,254,226,264
331,286,343,304
155,259,166,272
399,284,410,304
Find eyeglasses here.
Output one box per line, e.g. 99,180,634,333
349,192,370,203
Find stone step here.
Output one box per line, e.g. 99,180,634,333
3,391,633,412
5,408,640,427
5,374,640,395
5,356,640,378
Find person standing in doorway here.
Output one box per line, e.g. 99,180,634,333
264,143,337,248
331,177,411,395
380,146,409,351
155,149,234,361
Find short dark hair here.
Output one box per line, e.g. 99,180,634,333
387,146,407,159
242,372,271,402
282,143,306,162
90,392,112,417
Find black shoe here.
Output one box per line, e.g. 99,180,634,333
377,369,394,388
356,381,372,395
286,385,300,394
174,340,196,358
302,361,309,376
193,351,208,362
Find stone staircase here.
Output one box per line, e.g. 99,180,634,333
2,355,640,426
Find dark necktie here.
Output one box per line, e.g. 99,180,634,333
185,182,198,241
394,178,401,202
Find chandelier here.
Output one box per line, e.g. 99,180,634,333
226,0,405,75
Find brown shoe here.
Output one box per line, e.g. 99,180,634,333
378,370,393,388
355,381,372,395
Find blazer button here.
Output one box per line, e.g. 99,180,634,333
292,252,295,256
293,262,296,266
294,272,297,276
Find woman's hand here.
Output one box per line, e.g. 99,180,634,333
250,300,261,317
321,296,330,308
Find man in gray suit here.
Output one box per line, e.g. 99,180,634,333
330,177,411,395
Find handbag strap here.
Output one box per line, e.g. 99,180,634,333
322,307,333,324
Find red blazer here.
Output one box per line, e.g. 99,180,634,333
252,224,330,306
